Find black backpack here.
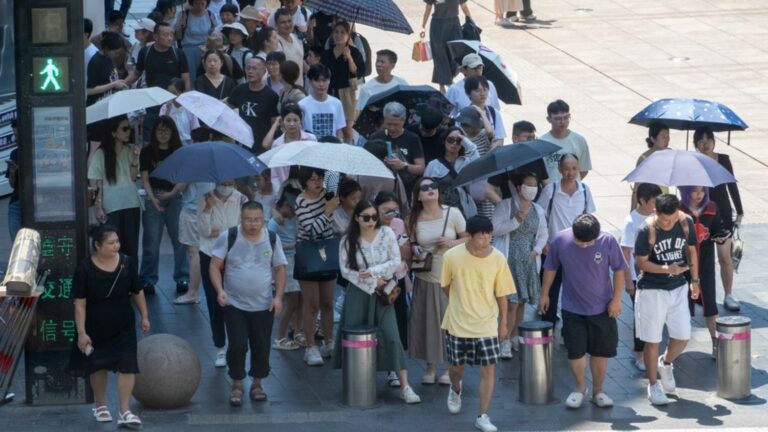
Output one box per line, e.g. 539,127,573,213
354,32,373,78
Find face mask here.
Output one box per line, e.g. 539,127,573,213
216,185,235,197
520,185,538,201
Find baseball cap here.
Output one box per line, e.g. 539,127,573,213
222,22,249,38
455,106,483,129
461,53,483,69
420,108,444,129
133,18,156,32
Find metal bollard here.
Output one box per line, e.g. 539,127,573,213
341,325,377,408
518,321,554,405
716,316,752,400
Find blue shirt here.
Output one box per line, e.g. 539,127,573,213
268,216,297,257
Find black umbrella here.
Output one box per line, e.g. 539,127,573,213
447,40,522,105
452,140,561,189
355,85,454,138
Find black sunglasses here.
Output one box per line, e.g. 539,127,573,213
419,183,439,192
359,214,378,222
445,136,463,144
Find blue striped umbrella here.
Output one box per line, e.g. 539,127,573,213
303,0,413,35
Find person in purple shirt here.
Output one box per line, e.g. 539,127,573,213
539,214,627,410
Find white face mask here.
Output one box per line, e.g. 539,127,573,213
520,184,538,201
216,185,235,197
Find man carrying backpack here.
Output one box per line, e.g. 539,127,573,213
209,201,288,407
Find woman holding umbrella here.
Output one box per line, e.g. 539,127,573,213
421,0,473,93
631,122,669,209
408,177,468,385
693,126,744,311
679,186,730,357
89,115,142,261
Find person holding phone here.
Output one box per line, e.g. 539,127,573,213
369,102,425,194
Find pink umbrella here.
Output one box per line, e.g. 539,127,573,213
176,91,255,148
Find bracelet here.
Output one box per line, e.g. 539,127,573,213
690,278,700,284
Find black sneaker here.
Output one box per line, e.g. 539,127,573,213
142,283,156,295
176,281,189,294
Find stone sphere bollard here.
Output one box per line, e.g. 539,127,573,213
133,334,201,409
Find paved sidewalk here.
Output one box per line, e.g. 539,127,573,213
2,1,768,430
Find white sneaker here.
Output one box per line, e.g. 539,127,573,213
400,385,421,404
474,414,498,432
634,358,646,372
647,382,670,405
447,382,462,414
387,371,401,388
511,338,520,352
565,389,587,409
499,339,513,359
319,340,333,358
214,349,227,368
657,355,676,393
724,294,741,311
304,346,324,366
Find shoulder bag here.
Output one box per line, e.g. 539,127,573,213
411,207,451,272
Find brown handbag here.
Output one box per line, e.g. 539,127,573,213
410,208,450,272
358,243,400,306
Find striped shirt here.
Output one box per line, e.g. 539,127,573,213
296,192,334,241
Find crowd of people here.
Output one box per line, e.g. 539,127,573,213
24,0,742,431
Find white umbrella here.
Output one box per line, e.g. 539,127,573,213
86,87,175,124
281,143,394,179
259,140,319,167
176,91,255,148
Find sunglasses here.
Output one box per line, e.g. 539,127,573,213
419,183,439,192
445,136,463,144
358,213,378,222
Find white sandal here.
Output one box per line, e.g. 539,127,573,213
117,410,142,428
565,390,588,409
92,405,112,422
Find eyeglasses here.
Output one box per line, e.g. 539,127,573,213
445,136,463,144
358,213,378,222
419,183,439,192
120,126,131,132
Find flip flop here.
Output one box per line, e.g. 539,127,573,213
249,385,267,402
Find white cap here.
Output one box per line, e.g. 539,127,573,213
222,22,249,37
133,17,156,32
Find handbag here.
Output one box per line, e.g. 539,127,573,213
462,17,483,41
411,32,433,62
358,244,400,306
411,208,451,273
731,225,744,273
294,236,340,280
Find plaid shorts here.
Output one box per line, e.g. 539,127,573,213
445,333,500,366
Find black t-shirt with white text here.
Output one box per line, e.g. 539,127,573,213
634,217,697,290
227,84,279,154
370,129,424,192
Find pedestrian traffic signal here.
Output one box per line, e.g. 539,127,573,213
32,57,69,94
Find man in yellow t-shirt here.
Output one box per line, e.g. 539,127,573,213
440,216,515,432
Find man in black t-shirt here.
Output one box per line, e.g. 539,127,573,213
369,102,424,193
633,194,699,406
225,56,279,154
406,107,445,166
125,22,190,143
86,32,129,107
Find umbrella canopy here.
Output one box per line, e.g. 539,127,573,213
270,143,393,179
447,40,521,105
354,85,453,138
452,140,561,188
151,141,266,183
629,98,748,132
303,0,413,35
258,140,320,167
623,149,736,187
86,87,175,124
176,91,255,148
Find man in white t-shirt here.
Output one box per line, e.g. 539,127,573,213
539,99,592,183
299,64,346,140
267,0,308,32
355,49,409,115
619,183,662,372
446,53,501,117
273,7,304,86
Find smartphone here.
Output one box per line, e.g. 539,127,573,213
386,141,393,159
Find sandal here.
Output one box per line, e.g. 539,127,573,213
272,337,301,351
249,384,268,402
117,410,142,428
229,386,244,407
92,405,112,422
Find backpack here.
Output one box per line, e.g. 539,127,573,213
227,226,277,254
354,32,373,78
645,211,692,265
547,182,589,221
141,44,180,74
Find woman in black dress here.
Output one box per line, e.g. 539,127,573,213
195,50,237,100
693,126,744,311
69,225,150,427
421,0,473,92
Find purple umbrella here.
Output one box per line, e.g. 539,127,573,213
623,149,736,187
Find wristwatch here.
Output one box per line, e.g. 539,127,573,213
690,278,700,284
401,162,409,172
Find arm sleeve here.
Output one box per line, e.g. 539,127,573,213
339,238,376,293
608,236,629,272
491,199,520,236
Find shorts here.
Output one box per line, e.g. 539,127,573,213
445,333,499,366
635,284,691,343
337,87,356,125
562,310,618,360
178,210,199,246
284,255,300,294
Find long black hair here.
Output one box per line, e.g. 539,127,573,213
99,115,130,184
344,199,380,271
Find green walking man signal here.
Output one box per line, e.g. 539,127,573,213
39,58,62,91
